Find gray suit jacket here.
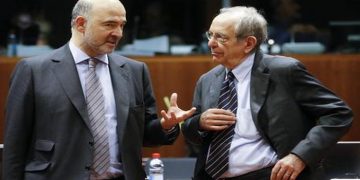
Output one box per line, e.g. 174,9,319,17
181,51,353,179
3,44,179,180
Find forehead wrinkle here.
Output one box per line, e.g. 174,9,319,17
210,18,236,36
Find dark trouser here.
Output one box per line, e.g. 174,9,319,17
110,176,125,180
90,174,125,180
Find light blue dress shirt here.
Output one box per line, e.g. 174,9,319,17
222,53,278,178
69,42,122,175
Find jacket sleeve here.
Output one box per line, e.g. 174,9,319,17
3,60,34,180
288,61,353,169
181,75,208,145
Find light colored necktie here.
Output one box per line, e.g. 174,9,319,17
86,58,110,175
205,71,237,179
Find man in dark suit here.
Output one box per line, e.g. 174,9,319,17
181,6,353,180
3,0,195,179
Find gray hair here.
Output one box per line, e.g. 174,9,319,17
220,6,268,49
71,0,93,27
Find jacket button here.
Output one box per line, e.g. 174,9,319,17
85,164,91,170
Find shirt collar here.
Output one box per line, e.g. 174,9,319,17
227,53,255,83
69,41,109,65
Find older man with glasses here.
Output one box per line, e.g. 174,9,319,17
182,6,353,180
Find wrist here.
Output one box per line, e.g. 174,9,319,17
163,126,175,132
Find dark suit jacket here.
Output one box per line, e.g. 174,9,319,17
3,44,179,180
181,51,353,179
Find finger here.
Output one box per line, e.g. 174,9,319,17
201,114,235,127
189,107,196,114
204,115,235,126
209,124,230,131
170,112,176,121
207,119,235,126
210,114,236,122
160,110,170,121
223,109,236,116
164,112,177,123
170,93,178,107
290,172,298,180
182,107,197,119
273,163,287,180
270,165,281,180
276,168,287,180
283,172,291,180
279,164,295,180
205,119,234,131
289,168,300,180
211,108,235,116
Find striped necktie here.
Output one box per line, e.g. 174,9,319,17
205,71,237,179
86,58,110,175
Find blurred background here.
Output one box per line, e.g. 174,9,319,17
0,1,360,178
1,0,360,162
0,0,359,55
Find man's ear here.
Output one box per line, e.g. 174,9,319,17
75,16,87,33
244,36,257,53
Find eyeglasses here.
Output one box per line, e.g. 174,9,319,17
205,31,230,44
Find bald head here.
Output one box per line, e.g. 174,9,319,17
71,0,125,28
70,0,126,56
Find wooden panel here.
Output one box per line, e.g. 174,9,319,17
1,54,359,158
290,54,360,141
0,57,18,146
136,56,216,157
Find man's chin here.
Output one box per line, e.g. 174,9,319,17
106,43,117,49
102,46,117,53
212,56,222,63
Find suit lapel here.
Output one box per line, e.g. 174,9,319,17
51,45,91,130
108,54,129,142
207,67,226,109
250,51,270,130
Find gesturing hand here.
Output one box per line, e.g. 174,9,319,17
160,93,196,130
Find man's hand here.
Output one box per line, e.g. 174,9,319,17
160,93,196,130
270,153,306,180
199,108,236,131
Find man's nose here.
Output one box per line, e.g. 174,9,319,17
208,37,218,48
112,26,123,37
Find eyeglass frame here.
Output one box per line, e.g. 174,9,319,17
205,31,248,44
205,31,229,44
206,31,239,44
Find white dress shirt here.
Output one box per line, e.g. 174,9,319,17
69,42,122,175
222,53,278,178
